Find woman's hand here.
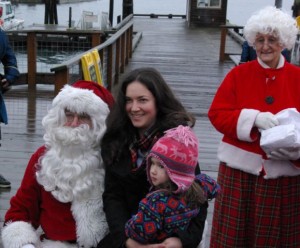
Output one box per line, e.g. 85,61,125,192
267,148,300,160
125,238,151,248
151,237,182,248
125,237,182,248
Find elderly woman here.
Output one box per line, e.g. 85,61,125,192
208,6,300,248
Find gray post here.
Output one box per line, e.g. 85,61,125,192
275,0,282,9
109,0,114,27
68,7,72,28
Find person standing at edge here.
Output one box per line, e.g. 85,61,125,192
0,29,20,188
2,81,114,248
98,67,207,248
208,6,300,248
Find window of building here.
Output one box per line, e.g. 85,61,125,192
197,0,221,9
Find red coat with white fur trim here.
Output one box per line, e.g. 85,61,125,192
2,146,108,248
208,59,300,179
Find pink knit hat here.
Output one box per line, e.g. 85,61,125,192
147,125,199,194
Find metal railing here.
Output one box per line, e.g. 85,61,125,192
5,26,105,89
2,14,135,95
219,24,244,62
50,14,134,94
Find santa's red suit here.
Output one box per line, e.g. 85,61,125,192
1,81,114,248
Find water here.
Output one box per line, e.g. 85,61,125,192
13,0,295,28
227,0,294,25
9,0,296,73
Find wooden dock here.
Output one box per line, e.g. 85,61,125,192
0,17,240,247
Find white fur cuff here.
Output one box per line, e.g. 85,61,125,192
1,221,39,248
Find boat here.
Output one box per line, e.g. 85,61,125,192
0,1,24,31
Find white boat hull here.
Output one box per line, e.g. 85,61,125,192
0,1,24,31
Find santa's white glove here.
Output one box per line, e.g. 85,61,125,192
22,244,35,248
254,112,279,130
267,148,300,160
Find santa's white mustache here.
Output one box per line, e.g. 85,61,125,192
50,125,94,146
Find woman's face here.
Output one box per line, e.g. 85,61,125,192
125,81,157,134
254,33,283,68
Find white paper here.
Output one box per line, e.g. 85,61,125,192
260,108,300,153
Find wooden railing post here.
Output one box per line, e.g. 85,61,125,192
54,69,69,95
128,26,133,59
107,45,113,91
27,32,37,89
91,32,102,47
219,25,227,62
115,38,120,85
120,33,126,72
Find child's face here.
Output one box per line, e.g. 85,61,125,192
149,157,170,187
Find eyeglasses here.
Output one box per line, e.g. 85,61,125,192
64,110,91,124
254,36,279,47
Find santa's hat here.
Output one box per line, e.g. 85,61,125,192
147,125,199,194
51,80,114,124
72,80,114,110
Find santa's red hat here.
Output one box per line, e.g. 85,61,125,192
72,80,114,110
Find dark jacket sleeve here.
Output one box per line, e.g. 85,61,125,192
101,166,130,248
172,164,207,248
0,30,19,83
175,203,208,248
240,41,250,63
240,41,257,63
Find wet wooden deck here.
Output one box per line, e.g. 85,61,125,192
0,17,240,247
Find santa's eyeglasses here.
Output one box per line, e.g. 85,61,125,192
64,109,91,124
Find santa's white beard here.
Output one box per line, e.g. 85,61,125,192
36,125,104,203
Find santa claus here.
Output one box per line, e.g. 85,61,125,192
1,80,114,248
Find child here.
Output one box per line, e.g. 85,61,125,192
125,125,220,245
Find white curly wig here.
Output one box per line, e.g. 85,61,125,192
244,6,298,50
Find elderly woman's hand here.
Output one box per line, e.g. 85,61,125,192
267,148,300,160
254,112,279,130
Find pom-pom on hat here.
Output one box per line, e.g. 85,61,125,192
147,125,199,194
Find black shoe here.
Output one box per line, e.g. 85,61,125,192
0,174,11,188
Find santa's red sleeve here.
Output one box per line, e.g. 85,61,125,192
1,146,46,248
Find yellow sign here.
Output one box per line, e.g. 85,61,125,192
81,49,104,86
